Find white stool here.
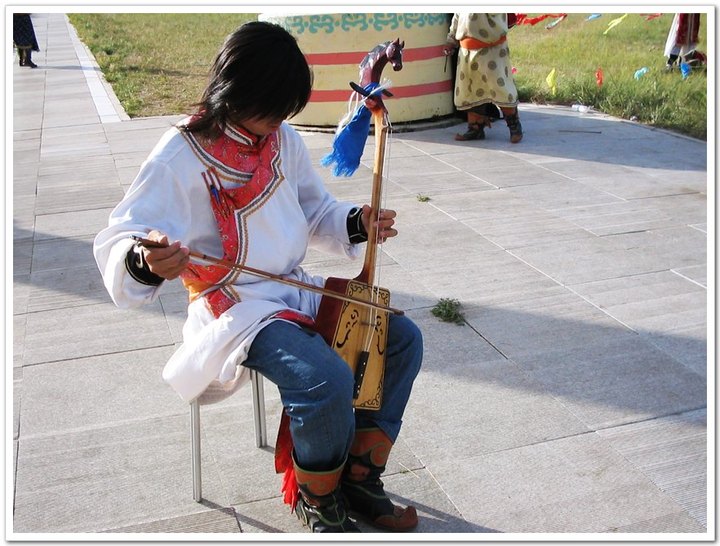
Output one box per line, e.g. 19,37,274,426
190,369,267,502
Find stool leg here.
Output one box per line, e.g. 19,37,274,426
250,370,267,447
190,400,202,502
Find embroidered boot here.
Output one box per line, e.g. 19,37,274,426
455,111,490,141
294,456,360,533
342,428,418,531
504,110,523,143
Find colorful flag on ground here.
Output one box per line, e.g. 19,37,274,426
545,15,567,29
546,68,557,95
634,67,649,80
604,14,629,34
515,13,566,26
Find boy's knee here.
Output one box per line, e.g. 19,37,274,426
408,319,423,348
396,316,424,352
308,358,355,405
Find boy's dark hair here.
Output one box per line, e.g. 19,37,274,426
183,21,312,136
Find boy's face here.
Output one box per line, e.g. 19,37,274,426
238,115,284,138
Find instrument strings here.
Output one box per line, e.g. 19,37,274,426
362,112,393,353
375,111,392,300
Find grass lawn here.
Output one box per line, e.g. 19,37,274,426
68,12,708,139
509,12,708,139
68,13,257,117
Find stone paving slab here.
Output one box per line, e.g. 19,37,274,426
395,169,498,196
462,206,596,250
37,150,114,173
508,232,704,287
107,509,242,533
104,124,181,154
610,512,707,533
21,302,171,365
324,173,410,202
597,409,707,526
641,325,707,379
19,346,180,435
20,209,65,246
556,201,678,236
577,170,703,201
25,264,110,312
572,269,706,327
586,287,706,334
35,184,125,215
383,215,503,269
14,414,226,533
34,207,115,240
504,178,625,210
510,337,706,430
431,432,696,533
13,314,27,368
402,311,590,459
30,233,96,272
10,12,709,538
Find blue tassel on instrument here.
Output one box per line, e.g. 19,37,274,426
321,83,380,177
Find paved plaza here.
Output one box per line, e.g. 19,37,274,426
11,13,710,538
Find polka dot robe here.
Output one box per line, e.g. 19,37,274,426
448,13,519,111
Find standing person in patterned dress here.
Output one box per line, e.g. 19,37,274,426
93,21,422,533
444,13,523,143
13,13,39,68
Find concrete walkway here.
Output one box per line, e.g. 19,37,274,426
11,13,710,538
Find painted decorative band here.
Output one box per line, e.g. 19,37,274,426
273,13,450,35
305,44,446,66
310,79,453,102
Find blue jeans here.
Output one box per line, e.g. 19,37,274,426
243,313,423,471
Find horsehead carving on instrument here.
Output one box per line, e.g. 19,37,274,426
360,38,404,85
350,38,405,111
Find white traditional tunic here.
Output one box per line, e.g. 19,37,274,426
94,119,359,403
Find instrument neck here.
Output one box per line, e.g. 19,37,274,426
358,109,388,286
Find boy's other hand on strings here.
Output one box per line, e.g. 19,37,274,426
361,205,397,244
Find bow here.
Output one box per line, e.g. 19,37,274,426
131,236,403,316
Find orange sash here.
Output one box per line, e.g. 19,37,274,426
460,35,507,50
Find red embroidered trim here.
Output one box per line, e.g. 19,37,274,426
269,309,316,330
179,121,282,318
